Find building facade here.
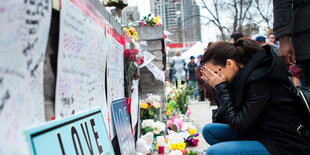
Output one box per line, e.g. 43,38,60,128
150,0,201,43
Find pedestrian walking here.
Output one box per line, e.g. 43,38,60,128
170,50,186,86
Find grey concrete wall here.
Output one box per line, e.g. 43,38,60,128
136,26,167,123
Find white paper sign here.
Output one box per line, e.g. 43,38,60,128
55,0,107,120
146,62,165,83
131,79,139,129
0,0,51,154
106,34,125,138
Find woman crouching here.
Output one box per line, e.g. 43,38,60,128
201,38,310,154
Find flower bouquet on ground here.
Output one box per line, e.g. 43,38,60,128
140,95,161,121
124,46,144,98
141,119,166,136
166,80,194,115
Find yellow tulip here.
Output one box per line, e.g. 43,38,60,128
140,103,148,109
154,16,161,24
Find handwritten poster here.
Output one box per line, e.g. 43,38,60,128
55,0,107,120
112,99,136,155
106,34,125,138
0,0,52,154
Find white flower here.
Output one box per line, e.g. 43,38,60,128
141,119,155,129
178,131,190,139
181,122,197,131
152,101,161,109
153,121,165,134
122,0,128,4
166,132,184,145
169,150,183,155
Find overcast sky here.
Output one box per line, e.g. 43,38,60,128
127,0,218,43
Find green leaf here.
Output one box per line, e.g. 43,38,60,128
172,124,178,132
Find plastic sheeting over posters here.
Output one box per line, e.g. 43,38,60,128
0,0,52,154
106,34,125,138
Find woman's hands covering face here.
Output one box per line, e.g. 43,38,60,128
201,67,226,88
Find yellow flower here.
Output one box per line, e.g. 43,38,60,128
129,27,136,34
155,144,158,151
154,16,161,24
123,27,131,36
167,108,171,115
140,103,148,109
180,142,186,150
132,36,139,41
189,128,197,136
133,31,138,37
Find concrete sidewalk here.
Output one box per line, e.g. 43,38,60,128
187,100,216,153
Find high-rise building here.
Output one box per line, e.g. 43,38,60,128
121,6,140,25
150,0,201,43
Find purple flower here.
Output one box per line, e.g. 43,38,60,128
194,133,199,137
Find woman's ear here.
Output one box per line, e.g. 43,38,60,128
226,59,236,70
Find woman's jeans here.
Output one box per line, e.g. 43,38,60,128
202,123,270,155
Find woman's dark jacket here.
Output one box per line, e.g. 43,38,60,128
213,45,310,154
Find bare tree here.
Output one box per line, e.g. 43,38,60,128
201,0,228,40
254,0,273,30
227,0,253,32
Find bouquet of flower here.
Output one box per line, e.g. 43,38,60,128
102,0,128,9
140,14,162,27
166,132,187,151
123,27,138,41
140,95,161,121
185,128,199,147
124,47,144,98
141,119,165,136
172,80,194,115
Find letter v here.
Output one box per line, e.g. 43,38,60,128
81,122,94,155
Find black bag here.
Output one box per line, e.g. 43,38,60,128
287,77,310,138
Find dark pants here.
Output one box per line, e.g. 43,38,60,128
299,60,310,86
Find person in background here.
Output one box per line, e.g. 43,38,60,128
187,56,198,100
255,36,266,46
171,50,186,86
274,0,310,86
197,55,202,66
230,32,244,43
265,32,279,53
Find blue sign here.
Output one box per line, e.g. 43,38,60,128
112,98,135,155
26,108,114,155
